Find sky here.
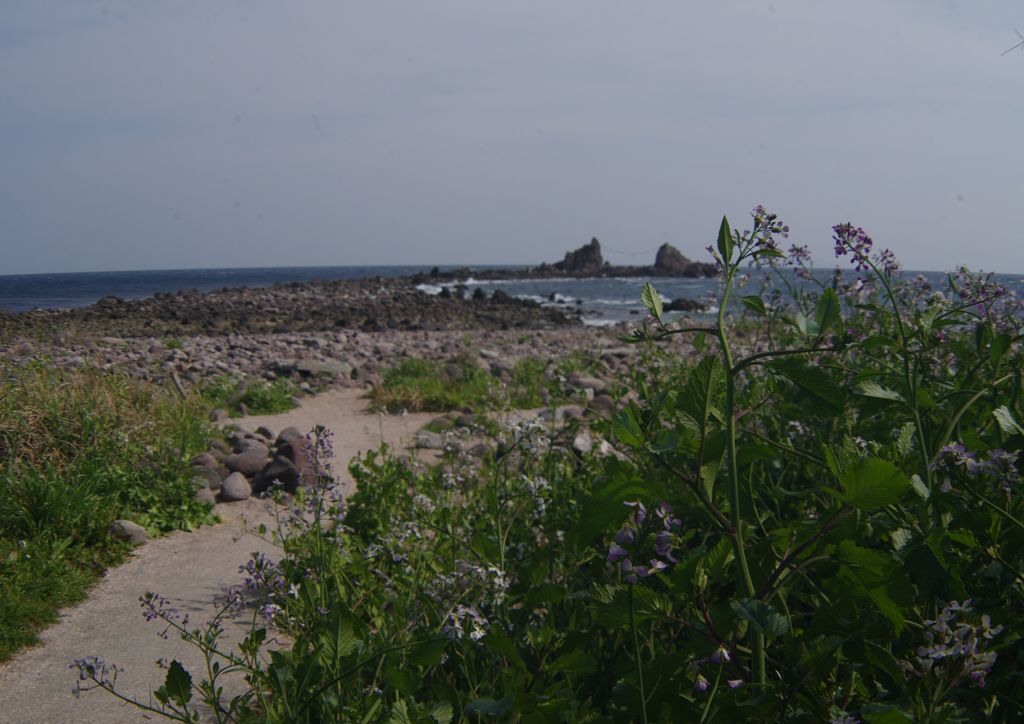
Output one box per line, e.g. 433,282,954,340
1,1,1023,275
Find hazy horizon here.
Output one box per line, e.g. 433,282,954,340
3,2,1023,276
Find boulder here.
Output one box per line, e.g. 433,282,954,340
109,519,148,545
276,427,304,446
226,448,270,477
219,472,252,502
234,439,270,457
664,298,704,312
253,455,301,495
568,372,607,393
256,425,275,440
414,430,445,450
194,487,218,505
192,466,223,489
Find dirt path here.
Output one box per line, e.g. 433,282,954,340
0,389,435,723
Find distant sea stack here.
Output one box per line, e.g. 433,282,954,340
555,238,606,274
410,237,717,284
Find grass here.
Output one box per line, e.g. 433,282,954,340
0,362,217,661
370,355,553,413
198,374,298,416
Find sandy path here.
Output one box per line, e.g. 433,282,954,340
0,389,435,723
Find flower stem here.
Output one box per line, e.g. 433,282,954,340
628,584,649,724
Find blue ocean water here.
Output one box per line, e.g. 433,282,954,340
0,266,474,313
2,266,1022,326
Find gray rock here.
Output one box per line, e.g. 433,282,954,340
235,439,269,457
190,452,218,468
572,432,594,455
256,425,275,440
225,448,270,477
479,348,500,359
109,519,148,545
414,430,445,449
295,359,353,378
253,456,301,494
193,487,218,505
568,373,607,393
219,472,252,501
210,408,230,423
468,442,492,458
192,466,223,489
589,394,616,418
207,438,231,454
274,423,301,446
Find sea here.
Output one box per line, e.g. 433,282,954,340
1,266,1022,327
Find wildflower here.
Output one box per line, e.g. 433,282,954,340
607,542,629,563
694,674,710,692
709,646,731,665
833,223,874,272
900,599,1001,689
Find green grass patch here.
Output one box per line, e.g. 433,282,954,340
0,362,217,661
198,374,298,416
371,355,551,413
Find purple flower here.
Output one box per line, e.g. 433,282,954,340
709,646,731,665
694,674,710,692
607,542,629,563
833,223,874,272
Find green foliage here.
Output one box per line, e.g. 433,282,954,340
0,364,216,661
198,374,297,416
371,355,549,412
81,212,1024,722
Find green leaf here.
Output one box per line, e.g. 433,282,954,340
387,699,414,724
769,358,845,416
834,541,913,634
640,282,663,322
741,295,767,316
158,660,192,707
730,598,789,637
856,381,904,403
430,702,455,724
815,287,841,334
994,406,1024,436
466,697,515,717
839,457,910,510
549,649,597,673
716,215,733,264
482,632,527,671
612,407,644,447
862,641,907,693
408,638,447,667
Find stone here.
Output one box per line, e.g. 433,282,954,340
256,425,275,440
225,448,270,477
210,408,230,423
568,373,607,393
192,466,223,489
109,519,148,545
664,298,704,312
253,456,301,495
277,438,318,483
219,472,252,501
207,438,231,454
276,426,305,447
415,430,445,450
193,487,218,505
572,432,595,455
588,394,616,418
190,452,218,468
234,439,269,457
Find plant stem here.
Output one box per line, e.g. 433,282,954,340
628,584,649,724
717,266,766,687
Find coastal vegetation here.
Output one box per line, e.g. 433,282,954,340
0,364,217,661
73,208,1023,721
199,375,299,417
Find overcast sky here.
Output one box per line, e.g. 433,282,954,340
2,1,1022,274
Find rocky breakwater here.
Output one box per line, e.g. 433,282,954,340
0,276,577,342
